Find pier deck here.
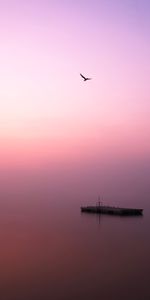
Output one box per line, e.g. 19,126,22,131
81,205,143,216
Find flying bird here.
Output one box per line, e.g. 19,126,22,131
80,73,92,81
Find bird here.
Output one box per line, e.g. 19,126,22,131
80,73,92,81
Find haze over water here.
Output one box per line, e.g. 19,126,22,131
0,0,150,299
0,163,150,300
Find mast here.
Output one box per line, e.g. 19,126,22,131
98,195,101,207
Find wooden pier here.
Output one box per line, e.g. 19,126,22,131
81,205,143,216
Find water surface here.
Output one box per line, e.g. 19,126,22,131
0,165,149,300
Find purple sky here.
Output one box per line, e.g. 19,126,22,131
0,0,150,167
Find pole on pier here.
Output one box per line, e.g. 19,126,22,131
98,195,101,207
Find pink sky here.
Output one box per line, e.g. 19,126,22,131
0,0,150,167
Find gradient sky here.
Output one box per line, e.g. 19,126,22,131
0,0,150,167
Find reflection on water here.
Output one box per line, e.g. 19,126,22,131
0,167,150,300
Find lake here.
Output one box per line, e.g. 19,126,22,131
0,164,149,300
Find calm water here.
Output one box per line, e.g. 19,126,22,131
0,166,150,300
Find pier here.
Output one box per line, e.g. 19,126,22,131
81,205,143,216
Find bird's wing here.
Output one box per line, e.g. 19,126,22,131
80,73,86,80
